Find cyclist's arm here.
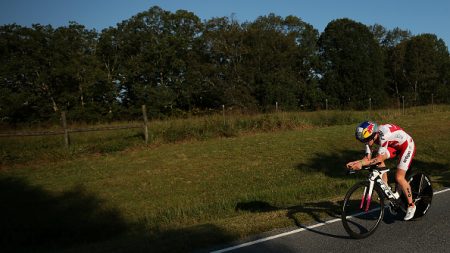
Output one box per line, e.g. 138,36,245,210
365,144,371,159
347,152,388,170
361,152,388,167
362,133,391,167
364,144,372,161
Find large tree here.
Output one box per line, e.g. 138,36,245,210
111,6,203,117
50,22,107,120
401,34,450,105
242,14,320,110
200,16,256,110
318,18,387,109
372,26,412,105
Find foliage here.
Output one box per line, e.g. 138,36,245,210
1,6,449,123
318,18,387,109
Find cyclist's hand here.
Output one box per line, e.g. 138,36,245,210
346,161,362,170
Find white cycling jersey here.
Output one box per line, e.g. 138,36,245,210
365,124,415,171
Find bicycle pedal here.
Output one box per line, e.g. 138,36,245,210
386,201,399,215
388,205,398,215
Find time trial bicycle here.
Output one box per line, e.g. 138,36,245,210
341,164,433,239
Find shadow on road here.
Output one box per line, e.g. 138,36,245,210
236,199,352,239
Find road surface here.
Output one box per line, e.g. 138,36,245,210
210,188,450,253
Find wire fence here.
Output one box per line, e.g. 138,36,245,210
0,105,150,148
0,96,443,148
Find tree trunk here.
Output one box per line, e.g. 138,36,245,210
414,80,418,105
79,84,85,109
51,97,59,112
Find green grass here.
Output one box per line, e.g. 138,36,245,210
2,105,447,166
0,106,449,252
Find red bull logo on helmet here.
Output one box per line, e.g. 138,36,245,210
356,121,377,142
362,124,374,139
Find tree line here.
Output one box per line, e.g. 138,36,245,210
1,6,449,123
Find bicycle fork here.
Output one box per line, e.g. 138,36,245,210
360,181,375,212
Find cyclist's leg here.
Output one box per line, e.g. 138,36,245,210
379,147,397,184
395,139,415,202
396,169,413,205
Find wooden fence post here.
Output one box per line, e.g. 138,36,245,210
222,105,225,126
142,105,149,144
61,111,70,148
402,96,405,115
431,93,434,112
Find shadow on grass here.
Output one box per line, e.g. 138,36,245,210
295,150,363,179
411,160,450,188
0,176,236,253
146,224,236,253
0,177,128,252
236,200,350,239
236,200,341,223
295,149,450,188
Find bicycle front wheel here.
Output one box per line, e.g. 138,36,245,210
341,182,385,239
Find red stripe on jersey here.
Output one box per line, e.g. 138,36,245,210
388,124,403,133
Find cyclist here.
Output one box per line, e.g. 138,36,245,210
346,121,416,220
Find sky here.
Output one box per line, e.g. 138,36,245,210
1,0,449,47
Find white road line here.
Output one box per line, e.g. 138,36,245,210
211,188,450,253
436,188,450,194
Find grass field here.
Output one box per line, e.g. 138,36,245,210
1,108,387,166
1,106,449,252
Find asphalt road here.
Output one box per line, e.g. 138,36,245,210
211,189,450,253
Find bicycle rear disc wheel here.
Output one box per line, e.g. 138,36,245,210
408,173,433,218
342,182,384,239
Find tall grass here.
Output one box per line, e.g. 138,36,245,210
1,105,449,166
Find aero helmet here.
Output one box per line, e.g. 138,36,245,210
355,121,378,143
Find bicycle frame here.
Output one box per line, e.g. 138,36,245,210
362,168,400,212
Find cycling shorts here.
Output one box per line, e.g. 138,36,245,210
378,140,415,171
